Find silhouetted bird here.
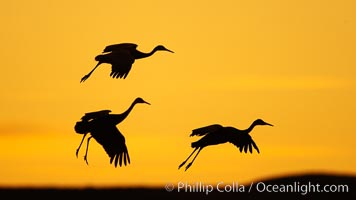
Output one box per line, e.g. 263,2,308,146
74,97,150,167
80,43,174,82
178,119,273,171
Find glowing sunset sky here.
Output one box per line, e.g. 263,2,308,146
0,0,355,187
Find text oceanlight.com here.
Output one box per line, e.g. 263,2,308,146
165,181,349,195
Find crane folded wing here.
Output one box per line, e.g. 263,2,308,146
81,110,111,121
190,124,223,137
103,43,138,53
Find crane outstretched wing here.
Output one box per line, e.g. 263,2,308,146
229,134,260,154
110,63,133,79
109,51,135,79
91,125,130,167
190,124,223,137
81,110,111,121
103,43,138,53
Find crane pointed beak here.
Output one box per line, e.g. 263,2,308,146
165,48,174,53
265,122,273,126
143,101,151,105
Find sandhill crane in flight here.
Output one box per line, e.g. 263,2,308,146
74,97,150,167
178,119,273,171
80,43,174,82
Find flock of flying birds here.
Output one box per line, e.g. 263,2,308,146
75,43,273,171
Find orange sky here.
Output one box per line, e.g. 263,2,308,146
0,0,355,187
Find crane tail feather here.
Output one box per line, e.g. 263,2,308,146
74,121,90,134
191,141,200,148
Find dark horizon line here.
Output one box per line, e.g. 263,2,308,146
0,171,355,189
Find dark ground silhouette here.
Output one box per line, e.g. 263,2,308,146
0,173,354,199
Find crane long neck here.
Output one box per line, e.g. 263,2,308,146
113,102,137,124
134,48,157,59
245,122,257,134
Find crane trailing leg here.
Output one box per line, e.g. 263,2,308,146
80,61,102,83
76,133,87,158
178,148,197,169
74,120,91,158
178,147,203,171
84,136,93,165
